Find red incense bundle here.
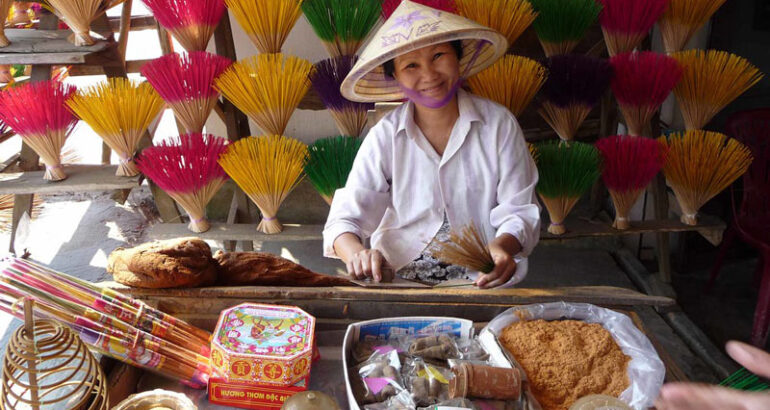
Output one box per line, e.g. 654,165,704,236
141,51,233,134
610,51,681,137
0,80,77,181
141,0,225,51
382,0,456,18
595,135,667,229
597,0,669,56
136,133,229,233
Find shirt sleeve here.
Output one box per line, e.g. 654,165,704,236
489,113,541,257
322,124,393,259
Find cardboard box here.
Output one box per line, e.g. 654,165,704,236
211,303,316,387
208,375,309,409
341,317,474,410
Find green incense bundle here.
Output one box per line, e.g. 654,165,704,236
304,135,362,205
529,0,602,56
301,0,382,57
535,141,601,235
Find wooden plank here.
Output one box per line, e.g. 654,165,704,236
107,284,676,307
109,15,156,32
0,30,111,65
148,222,324,241
69,59,152,76
541,214,725,240
0,164,141,195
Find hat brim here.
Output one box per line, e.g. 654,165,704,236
341,29,508,103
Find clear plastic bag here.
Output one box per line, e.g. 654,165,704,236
404,357,452,406
357,350,407,403
482,302,666,410
407,334,460,360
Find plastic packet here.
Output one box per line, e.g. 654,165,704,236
407,334,459,360
357,350,406,403
418,398,478,409
364,390,415,410
404,357,452,406
457,337,490,362
353,338,405,364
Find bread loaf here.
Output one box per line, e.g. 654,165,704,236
108,237,218,288
215,251,351,287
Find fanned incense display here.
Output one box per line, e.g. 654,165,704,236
597,0,669,56
529,0,601,56
304,136,362,205
141,0,225,51
455,0,537,47
659,130,752,225
226,0,303,53
218,135,308,234
672,50,763,130
468,54,547,117
658,0,727,53
311,56,374,137
215,53,313,136
67,78,165,176
302,0,382,57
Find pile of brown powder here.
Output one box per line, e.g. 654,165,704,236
499,319,630,410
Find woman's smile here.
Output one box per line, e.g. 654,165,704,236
419,81,446,97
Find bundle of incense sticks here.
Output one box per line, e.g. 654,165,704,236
0,257,212,388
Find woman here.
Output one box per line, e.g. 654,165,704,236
323,0,540,288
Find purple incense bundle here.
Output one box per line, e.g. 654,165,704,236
539,54,612,143
311,56,374,137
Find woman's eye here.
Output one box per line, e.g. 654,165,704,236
434,52,445,60
405,63,417,69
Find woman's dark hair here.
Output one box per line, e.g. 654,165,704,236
382,40,464,79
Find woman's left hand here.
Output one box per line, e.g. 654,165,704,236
476,243,517,289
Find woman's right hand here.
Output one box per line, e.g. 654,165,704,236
346,249,393,283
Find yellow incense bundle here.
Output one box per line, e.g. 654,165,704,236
67,78,165,177
218,135,308,234
659,130,752,225
468,55,547,117
215,53,313,136
658,0,727,53
455,0,537,47
45,0,125,46
672,50,763,130
226,0,303,54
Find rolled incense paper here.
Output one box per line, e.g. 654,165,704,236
449,362,521,400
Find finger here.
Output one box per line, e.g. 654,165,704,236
482,261,516,289
352,257,365,279
371,252,383,283
726,341,770,379
346,260,354,276
475,271,499,288
655,383,751,410
360,254,372,279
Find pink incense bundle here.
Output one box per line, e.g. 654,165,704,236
136,133,229,233
596,135,667,229
0,80,77,181
142,0,225,51
141,51,233,133
382,0,456,18
610,51,681,137
598,0,669,56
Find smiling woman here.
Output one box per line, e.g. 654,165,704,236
323,0,541,289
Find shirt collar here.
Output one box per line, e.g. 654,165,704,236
396,89,483,139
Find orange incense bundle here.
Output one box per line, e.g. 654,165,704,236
658,0,726,53
136,133,229,232
659,130,752,225
0,80,78,181
596,135,666,229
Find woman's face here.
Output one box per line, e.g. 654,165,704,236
392,42,460,101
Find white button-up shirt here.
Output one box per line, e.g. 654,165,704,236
323,90,541,282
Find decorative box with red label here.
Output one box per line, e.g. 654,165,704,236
210,303,316,387
208,375,309,409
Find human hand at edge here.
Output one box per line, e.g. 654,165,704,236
346,248,393,283
476,242,516,289
655,341,770,410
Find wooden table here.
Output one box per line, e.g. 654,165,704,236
103,285,729,408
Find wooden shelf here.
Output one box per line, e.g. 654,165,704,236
0,164,141,195
541,214,725,241
0,29,118,66
148,223,325,241
147,215,725,245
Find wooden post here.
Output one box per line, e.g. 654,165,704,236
214,11,255,251
9,12,56,254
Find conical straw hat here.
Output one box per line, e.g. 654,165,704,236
340,0,508,102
